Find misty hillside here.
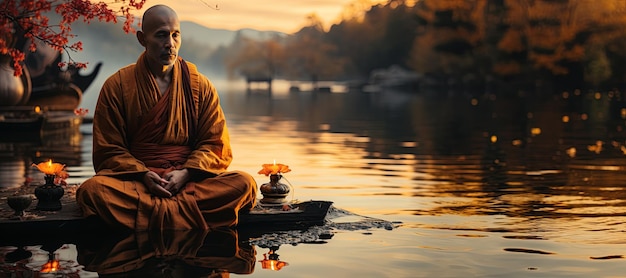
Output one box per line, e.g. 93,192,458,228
63,20,283,112
180,21,240,47
180,21,285,47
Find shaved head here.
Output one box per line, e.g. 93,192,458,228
137,4,181,76
141,5,178,33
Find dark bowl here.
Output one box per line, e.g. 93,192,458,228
7,195,33,215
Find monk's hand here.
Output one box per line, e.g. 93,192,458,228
143,171,171,198
163,169,190,195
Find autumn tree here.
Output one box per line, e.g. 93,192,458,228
224,32,286,80
410,0,488,79
283,13,347,89
216,0,418,84
328,0,418,78
495,0,588,87
1,0,146,76
409,0,626,91
484,0,626,89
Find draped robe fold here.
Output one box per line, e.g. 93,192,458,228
76,53,257,230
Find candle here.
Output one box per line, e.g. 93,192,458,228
270,160,279,173
258,161,291,176
41,259,60,273
32,159,65,176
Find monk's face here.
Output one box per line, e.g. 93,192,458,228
137,6,181,69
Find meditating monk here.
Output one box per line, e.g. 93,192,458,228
76,4,257,230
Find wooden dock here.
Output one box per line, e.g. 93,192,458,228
245,76,272,92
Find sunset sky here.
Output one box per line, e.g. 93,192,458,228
133,0,386,33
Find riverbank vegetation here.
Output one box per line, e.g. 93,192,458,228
5,0,626,95
221,0,626,94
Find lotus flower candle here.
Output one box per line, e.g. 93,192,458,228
31,159,66,211
260,247,288,271
33,159,65,176
258,161,291,176
41,255,60,273
258,161,292,204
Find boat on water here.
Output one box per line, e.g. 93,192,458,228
0,45,99,138
362,64,421,93
0,107,83,142
0,107,45,134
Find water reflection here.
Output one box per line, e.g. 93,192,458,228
258,246,288,271
0,229,256,277
77,229,255,277
4,85,626,276
0,124,84,190
223,86,626,243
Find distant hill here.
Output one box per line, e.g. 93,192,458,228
181,21,286,48
180,21,237,47
235,27,287,41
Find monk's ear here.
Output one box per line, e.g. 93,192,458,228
136,30,146,47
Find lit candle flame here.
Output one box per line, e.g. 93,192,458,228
259,251,288,271
41,259,60,273
32,159,65,176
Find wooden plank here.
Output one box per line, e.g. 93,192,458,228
0,191,332,239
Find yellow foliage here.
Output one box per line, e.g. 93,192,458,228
409,0,626,77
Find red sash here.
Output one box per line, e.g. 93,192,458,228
129,60,196,170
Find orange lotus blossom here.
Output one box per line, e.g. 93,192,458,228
258,162,291,176
32,159,65,176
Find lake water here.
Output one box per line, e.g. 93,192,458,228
2,82,626,277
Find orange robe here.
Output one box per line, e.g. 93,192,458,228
76,53,257,230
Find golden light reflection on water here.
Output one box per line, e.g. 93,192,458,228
222,88,626,249
5,88,626,276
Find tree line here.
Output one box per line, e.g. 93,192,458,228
206,0,626,93
8,0,625,94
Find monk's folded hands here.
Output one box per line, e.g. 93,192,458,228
163,168,190,195
143,171,172,198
